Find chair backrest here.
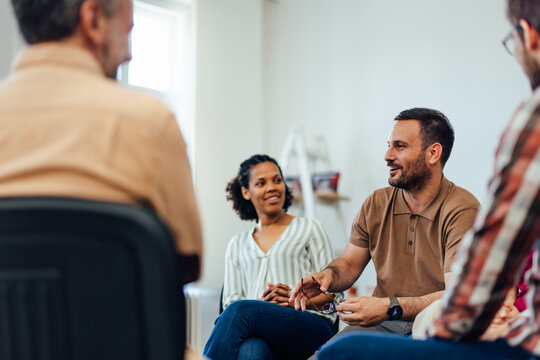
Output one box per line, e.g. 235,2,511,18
219,285,224,314
0,197,186,360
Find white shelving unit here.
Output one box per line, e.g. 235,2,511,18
280,127,317,218
280,127,349,220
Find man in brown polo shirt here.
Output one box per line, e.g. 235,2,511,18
291,107,479,346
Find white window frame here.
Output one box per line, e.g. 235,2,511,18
119,0,195,165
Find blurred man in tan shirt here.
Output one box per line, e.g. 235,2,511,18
1,0,202,282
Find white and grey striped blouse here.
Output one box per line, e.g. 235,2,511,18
222,217,341,321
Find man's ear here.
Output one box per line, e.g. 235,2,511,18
241,187,250,201
79,0,107,47
520,19,540,52
426,143,442,165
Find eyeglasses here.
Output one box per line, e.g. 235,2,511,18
502,24,523,56
300,277,339,315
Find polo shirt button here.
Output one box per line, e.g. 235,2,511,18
410,227,414,232
411,215,416,219
408,241,413,245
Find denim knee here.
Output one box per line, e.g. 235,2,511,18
216,300,259,325
238,337,276,360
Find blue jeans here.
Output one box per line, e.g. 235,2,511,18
317,332,537,360
203,300,337,360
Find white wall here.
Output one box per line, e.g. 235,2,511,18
262,0,532,293
0,0,23,78
194,0,265,288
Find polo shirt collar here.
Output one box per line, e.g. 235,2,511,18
13,42,104,77
393,176,450,222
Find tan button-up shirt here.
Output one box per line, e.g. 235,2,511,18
0,43,202,257
350,177,479,298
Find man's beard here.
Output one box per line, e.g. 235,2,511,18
387,152,431,193
521,48,540,90
105,66,119,80
530,68,540,90
102,43,120,80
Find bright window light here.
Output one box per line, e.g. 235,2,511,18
128,2,188,93
119,0,195,165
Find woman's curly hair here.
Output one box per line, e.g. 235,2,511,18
226,154,293,221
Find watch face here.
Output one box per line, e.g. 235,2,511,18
388,306,403,320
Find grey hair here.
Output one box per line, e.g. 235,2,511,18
10,0,120,44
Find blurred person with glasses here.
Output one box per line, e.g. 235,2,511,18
290,108,480,359
204,154,342,360
503,24,523,56
312,1,540,359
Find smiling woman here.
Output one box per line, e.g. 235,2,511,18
203,154,343,360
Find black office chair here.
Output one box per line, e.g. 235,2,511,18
0,197,187,360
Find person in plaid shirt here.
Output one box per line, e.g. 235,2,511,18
316,0,540,359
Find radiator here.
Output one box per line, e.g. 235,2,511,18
184,285,221,353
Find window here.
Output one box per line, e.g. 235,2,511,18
119,0,195,163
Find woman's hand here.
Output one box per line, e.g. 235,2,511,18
262,283,292,306
490,290,519,326
481,290,520,341
480,322,511,341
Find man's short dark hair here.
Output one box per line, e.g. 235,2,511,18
10,0,120,44
394,107,455,166
507,0,540,33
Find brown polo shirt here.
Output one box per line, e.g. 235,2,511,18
350,177,479,298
